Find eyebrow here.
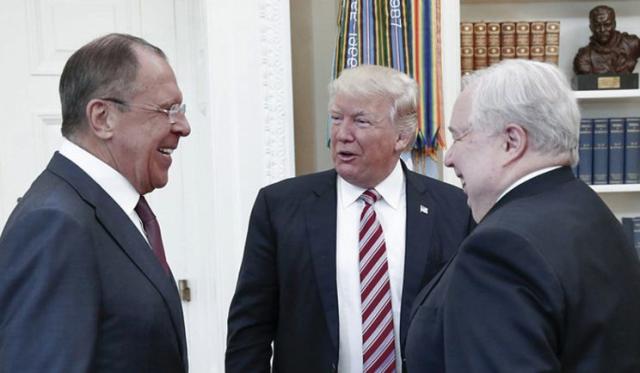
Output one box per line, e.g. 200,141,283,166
330,108,373,117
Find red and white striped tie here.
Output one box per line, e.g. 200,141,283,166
359,189,396,373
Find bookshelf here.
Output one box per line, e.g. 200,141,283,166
592,184,640,193
575,89,640,100
441,0,640,219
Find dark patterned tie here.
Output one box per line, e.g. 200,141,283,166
359,189,396,373
135,196,170,274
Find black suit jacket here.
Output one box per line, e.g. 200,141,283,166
0,152,188,372
226,164,473,372
406,167,640,372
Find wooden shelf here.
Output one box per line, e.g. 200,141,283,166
591,184,640,193
575,89,640,100
448,0,640,215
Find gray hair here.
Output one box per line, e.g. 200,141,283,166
59,33,166,137
328,65,418,150
463,59,580,165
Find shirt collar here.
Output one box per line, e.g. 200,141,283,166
338,160,405,209
497,165,562,203
59,138,140,215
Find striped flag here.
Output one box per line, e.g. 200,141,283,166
333,0,444,171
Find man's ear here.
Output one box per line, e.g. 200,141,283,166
394,130,412,153
502,123,527,163
86,99,115,140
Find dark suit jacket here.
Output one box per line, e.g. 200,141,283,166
226,164,473,373
0,152,188,373
406,167,640,372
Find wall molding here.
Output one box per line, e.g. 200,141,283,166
258,0,296,182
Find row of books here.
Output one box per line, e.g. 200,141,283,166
622,217,640,259
460,21,560,75
577,118,640,185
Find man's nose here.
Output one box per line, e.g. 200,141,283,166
444,147,454,168
172,116,191,137
335,120,355,141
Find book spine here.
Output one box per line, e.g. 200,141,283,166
608,118,625,184
474,22,488,70
487,22,501,66
515,22,530,59
578,118,594,184
501,46,516,60
530,46,545,62
592,118,609,184
544,21,560,65
544,45,559,65
501,22,516,60
625,118,640,184
530,21,546,62
461,22,475,76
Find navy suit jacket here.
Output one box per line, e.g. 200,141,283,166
226,164,473,373
0,152,188,373
406,167,640,372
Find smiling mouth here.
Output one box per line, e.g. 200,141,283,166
158,147,174,155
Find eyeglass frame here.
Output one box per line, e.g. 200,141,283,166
100,97,186,124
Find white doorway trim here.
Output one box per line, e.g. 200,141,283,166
172,0,295,370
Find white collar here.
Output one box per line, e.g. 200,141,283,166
59,138,140,215
497,165,562,203
338,160,405,209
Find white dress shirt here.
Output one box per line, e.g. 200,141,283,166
336,160,406,373
58,139,147,241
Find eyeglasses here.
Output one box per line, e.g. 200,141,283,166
101,97,186,124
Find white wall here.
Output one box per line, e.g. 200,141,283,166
178,0,296,371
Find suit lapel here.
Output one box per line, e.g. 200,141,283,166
407,167,576,324
305,171,339,351
93,199,188,366
407,248,459,322
400,167,435,348
47,152,188,367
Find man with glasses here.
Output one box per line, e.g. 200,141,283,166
405,59,640,372
0,33,190,372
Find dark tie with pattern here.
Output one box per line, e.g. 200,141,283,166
359,189,397,373
135,196,170,274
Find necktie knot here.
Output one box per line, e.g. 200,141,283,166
135,196,156,224
360,189,381,206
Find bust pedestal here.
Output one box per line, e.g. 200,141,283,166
574,73,639,90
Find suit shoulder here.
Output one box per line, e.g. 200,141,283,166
409,171,467,203
5,169,93,229
260,169,335,198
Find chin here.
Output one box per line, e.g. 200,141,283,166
151,177,169,191
335,163,354,177
337,171,366,188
